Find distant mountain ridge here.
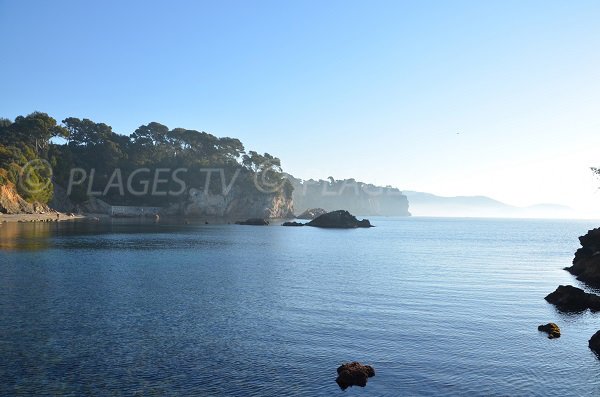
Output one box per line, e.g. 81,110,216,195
403,191,575,218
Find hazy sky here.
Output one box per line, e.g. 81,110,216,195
1,1,600,215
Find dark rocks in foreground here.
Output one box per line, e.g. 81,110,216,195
306,210,373,229
235,218,269,226
589,331,600,357
282,221,304,226
335,362,375,390
544,285,600,312
538,323,561,339
565,228,600,287
296,208,328,220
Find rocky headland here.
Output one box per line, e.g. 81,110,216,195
289,175,410,217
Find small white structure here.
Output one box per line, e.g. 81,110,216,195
109,205,162,217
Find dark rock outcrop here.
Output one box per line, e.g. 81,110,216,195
282,221,304,226
296,208,328,220
589,330,600,357
538,323,561,339
306,210,373,229
335,362,375,390
235,218,269,226
544,285,600,312
566,228,600,287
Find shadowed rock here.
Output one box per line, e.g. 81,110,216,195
282,221,304,226
589,330,600,357
306,210,373,229
335,362,375,390
538,323,561,339
544,285,600,312
296,208,328,220
565,228,600,287
235,218,269,226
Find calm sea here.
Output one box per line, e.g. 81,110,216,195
1,217,600,396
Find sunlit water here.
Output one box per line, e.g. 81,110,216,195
1,217,600,396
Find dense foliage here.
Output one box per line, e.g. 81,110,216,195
0,112,291,206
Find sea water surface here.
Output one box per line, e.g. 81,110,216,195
1,217,600,396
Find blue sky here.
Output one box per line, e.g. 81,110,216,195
1,1,600,215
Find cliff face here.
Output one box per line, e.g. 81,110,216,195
289,176,410,216
566,228,600,287
0,183,49,214
166,186,294,219
49,184,75,213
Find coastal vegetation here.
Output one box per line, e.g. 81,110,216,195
0,112,292,215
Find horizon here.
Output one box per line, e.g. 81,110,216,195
2,1,600,216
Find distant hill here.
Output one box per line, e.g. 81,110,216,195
403,191,575,218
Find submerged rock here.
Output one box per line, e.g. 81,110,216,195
538,323,561,339
335,362,375,390
235,218,269,226
566,228,600,287
589,330,600,357
306,210,373,229
544,285,600,312
296,208,328,220
282,221,304,226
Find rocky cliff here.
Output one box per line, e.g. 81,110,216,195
0,182,49,214
566,228,600,287
165,186,294,219
289,176,410,216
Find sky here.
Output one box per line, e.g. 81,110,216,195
1,0,600,216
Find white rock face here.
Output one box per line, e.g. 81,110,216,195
169,187,293,219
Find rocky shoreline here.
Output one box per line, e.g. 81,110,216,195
544,227,600,357
0,212,89,223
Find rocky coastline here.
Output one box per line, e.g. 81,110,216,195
544,227,600,357
565,227,600,287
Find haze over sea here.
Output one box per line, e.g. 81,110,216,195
1,217,600,396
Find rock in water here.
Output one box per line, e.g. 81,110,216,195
335,362,375,390
589,331,600,357
538,323,561,339
282,221,304,226
544,285,600,312
235,218,269,226
566,228,600,287
306,210,373,229
296,208,328,220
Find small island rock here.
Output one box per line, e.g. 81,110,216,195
235,218,269,226
544,285,600,312
306,210,373,229
335,362,375,390
296,208,328,220
538,323,561,339
282,221,304,226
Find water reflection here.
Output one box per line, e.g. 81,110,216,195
0,222,55,251
0,219,200,251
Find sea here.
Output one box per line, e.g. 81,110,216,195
1,217,600,396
